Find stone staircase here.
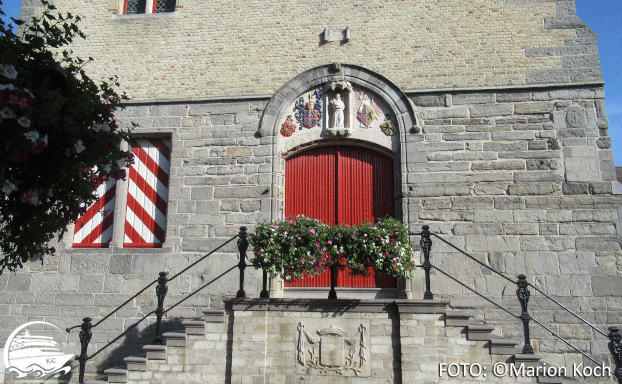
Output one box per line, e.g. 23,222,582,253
86,303,585,384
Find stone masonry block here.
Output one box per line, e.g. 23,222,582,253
469,104,513,118
592,277,622,297
465,236,520,252
451,93,495,105
514,102,554,115
420,107,468,120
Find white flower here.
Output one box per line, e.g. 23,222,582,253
103,163,112,172
116,157,125,168
91,122,110,132
0,84,15,90
2,181,17,194
17,117,31,128
24,89,34,99
74,140,86,153
0,64,17,80
0,107,13,119
24,131,39,142
41,135,48,145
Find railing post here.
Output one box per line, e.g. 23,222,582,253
77,317,92,384
328,264,338,299
260,269,269,298
516,274,534,354
154,271,168,344
237,226,248,298
420,225,433,300
608,327,622,384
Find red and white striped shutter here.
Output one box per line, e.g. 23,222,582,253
73,179,117,248
124,138,171,248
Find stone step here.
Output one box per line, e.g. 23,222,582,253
467,323,496,341
143,344,167,360
182,320,206,335
445,310,473,327
513,353,543,369
489,336,520,355
103,368,128,383
163,332,187,347
85,381,108,384
123,356,147,371
202,308,226,323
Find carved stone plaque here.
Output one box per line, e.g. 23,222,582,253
295,319,370,377
566,106,586,128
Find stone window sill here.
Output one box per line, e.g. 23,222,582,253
112,11,179,20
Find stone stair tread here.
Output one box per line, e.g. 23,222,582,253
514,353,543,360
467,323,495,332
123,356,147,363
84,381,108,384
103,368,128,383
445,310,474,318
162,332,186,338
182,320,205,326
489,336,519,345
103,368,128,374
143,344,166,351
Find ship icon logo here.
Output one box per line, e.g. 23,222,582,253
3,321,73,378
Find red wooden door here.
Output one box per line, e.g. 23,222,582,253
284,145,396,288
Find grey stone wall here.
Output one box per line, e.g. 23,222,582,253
1,85,620,377
0,98,271,375
405,85,621,363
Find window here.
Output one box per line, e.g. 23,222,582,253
73,178,117,248
72,137,171,248
124,138,171,248
123,0,176,15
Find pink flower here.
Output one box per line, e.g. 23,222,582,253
20,189,38,205
32,138,47,154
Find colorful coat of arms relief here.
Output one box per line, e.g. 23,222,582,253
380,114,397,136
280,116,297,137
294,89,323,129
356,94,376,128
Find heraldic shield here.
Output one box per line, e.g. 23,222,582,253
294,89,323,129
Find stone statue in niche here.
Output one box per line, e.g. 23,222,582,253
324,80,354,136
330,94,345,128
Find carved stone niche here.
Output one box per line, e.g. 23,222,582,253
324,81,354,137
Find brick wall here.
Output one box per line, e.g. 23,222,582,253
19,0,601,101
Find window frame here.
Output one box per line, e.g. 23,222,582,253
122,0,177,15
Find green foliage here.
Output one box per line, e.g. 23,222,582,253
0,0,135,272
343,217,418,277
250,216,332,281
249,216,417,281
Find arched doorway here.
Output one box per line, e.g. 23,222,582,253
284,145,396,288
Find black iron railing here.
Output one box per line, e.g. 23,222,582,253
66,227,251,384
418,225,622,383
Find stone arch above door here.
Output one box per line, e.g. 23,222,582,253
257,64,415,226
258,63,416,155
